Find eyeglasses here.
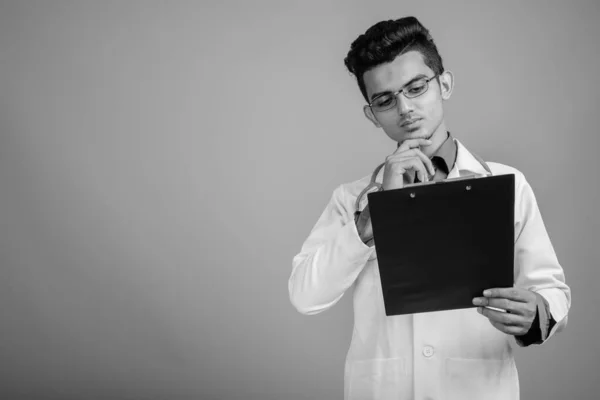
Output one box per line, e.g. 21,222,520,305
368,74,440,112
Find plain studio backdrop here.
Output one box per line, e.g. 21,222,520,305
0,1,599,399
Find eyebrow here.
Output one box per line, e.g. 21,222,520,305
370,73,429,101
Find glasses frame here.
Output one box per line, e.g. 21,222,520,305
368,73,441,112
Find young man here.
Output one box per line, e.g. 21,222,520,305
288,17,571,400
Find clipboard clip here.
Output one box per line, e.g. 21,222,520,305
405,174,489,198
403,173,487,189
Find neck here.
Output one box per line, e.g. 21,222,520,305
421,123,449,158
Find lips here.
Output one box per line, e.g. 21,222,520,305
401,118,422,127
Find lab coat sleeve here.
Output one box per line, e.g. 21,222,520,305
513,172,571,343
289,184,375,315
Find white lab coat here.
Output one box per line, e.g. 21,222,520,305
289,139,570,400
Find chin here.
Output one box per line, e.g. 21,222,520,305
401,128,432,141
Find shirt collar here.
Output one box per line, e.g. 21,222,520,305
449,138,490,178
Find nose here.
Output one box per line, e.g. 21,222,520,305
396,93,413,116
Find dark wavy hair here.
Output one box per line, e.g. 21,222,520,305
344,17,445,102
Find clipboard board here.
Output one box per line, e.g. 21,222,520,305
367,174,515,316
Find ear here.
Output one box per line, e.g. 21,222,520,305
439,70,454,100
363,105,381,128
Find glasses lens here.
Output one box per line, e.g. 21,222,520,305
372,94,396,111
404,80,428,98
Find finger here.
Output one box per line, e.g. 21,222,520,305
397,139,432,153
390,149,435,176
381,161,407,191
398,157,428,183
472,297,526,315
411,148,435,176
483,288,533,303
489,320,527,336
387,155,426,172
478,306,524,326
489,298,537,319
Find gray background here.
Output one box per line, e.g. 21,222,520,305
1,1,598,399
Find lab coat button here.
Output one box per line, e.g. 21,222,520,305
423,346,434,357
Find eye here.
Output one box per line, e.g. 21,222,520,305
407,83,427,95
374,95,394,107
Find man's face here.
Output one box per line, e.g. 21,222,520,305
362,51,452,144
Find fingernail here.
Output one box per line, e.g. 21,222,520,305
472,298,481,305
483,290,491,297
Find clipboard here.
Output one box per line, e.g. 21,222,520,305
367,174,515,316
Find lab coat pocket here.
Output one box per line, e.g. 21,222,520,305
443,357,518,400
347,358,410,400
